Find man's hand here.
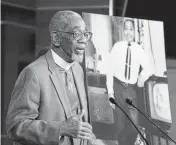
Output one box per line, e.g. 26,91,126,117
88,133,106,145
108,94,115,109
60,109,93,140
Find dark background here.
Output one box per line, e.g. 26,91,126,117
1,0,176,145
125,0,176,59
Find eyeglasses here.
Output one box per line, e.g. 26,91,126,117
56,30,92,41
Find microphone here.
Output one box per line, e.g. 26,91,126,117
109,97,149,145
109,97,117,105
126,98,133,105
126,98,176,144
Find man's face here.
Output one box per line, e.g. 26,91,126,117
123,20,135,43
60,18,88,62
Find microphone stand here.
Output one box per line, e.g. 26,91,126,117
109,98,149,145
126,99,176,144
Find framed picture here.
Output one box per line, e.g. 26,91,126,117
83,12,172,145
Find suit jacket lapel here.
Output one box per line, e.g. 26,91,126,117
45,50,72,119
72,63,88,122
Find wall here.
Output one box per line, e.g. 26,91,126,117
1,4,36,145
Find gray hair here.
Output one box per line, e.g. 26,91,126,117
49,10,83,33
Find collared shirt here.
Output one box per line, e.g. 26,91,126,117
51,49,76,93
106,41,153,94
51,49,74,71
51,48,81,116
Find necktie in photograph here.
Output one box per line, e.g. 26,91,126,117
125,43,131,80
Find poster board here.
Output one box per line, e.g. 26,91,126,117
83,13,172,145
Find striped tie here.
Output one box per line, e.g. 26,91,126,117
125,43,131,80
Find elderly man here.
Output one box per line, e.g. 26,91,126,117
106,19,153,145
6,10,96,145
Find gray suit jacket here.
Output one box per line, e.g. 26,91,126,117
6,50,89,145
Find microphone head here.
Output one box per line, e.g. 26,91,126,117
126,98,133,105
109,97,116,105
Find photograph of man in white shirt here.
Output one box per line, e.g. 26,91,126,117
106,19,153,145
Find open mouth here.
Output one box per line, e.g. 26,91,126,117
77,47,84,50
77,48,84,51
75,48,84,54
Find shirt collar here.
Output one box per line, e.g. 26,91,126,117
126,41,134,46
51,49,74,71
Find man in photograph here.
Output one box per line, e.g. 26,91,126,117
6,10,96,145
106,19,153,145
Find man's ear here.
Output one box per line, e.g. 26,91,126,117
51,31,60,47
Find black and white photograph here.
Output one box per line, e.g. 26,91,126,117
1,1,176,145
83,13,172,145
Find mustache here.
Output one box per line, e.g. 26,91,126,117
77,41,87,45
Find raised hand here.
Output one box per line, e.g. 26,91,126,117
60,109,93,140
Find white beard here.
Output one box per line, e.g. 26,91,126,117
72,53,84,63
